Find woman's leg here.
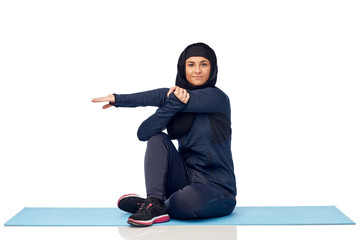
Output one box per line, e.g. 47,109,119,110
166,182,236,220
144,133,236,220
127,133,190,226
144,132,190,200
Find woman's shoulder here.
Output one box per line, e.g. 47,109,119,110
213,87,229,96
212,87,231,103
195,86,228,96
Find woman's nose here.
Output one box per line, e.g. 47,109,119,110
195,65,202,73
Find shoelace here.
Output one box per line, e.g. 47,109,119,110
136,201,153,214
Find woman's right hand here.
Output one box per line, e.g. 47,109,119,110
167,86,190,104
91,94,115,109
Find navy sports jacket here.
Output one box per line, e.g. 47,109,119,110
111,87,236,196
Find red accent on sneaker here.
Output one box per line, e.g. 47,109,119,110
117,194,139,207
153,215,170,223
128,215,170,226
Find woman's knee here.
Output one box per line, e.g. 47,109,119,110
147,133,169,146
166,188,199,219
166,183,236,220
167,195,236,220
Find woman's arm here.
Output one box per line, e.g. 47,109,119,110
136,87,230,141
180,87,230,114
137,92,188,141
92,88,169,109
110,88,169,108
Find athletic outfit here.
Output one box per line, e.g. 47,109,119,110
112,43,237,226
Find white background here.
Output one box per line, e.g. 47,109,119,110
1,0,359,239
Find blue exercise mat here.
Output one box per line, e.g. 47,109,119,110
4,206,355,226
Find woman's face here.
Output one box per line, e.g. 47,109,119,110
185,56,211,86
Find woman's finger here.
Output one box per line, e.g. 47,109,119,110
182,93,189,104
176,87,185,96
92,94,115,103
180,88,185,97
174,87,179,96
102,104,113,109
181,89,187,99
175,88,183,99
91,97,107,102
167,86,177,98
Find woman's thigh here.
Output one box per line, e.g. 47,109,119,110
145,133,190,199
165,182,236,220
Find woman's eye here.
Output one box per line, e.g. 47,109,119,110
202,63,208,67
188,64,194,67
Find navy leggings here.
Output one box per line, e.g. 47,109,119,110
144,133,236,220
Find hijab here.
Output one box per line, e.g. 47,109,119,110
167,42,218,139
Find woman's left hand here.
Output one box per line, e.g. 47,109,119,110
91,94,115,109
167,86,190,104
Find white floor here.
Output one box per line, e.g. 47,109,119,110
1,225,359,240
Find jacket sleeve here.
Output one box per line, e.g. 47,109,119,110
137,93,186,141
181,87,230,114
110,88,169,108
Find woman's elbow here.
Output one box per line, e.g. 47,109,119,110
137,127,150,141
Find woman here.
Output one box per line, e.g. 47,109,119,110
92,42,237,226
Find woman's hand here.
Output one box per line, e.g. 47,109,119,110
167,86,190,104
91,94,115,109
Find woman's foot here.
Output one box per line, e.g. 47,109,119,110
127,197,170,227
117,194,146,214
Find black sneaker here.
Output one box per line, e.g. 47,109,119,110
117,194,146,214
127,197,170,226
